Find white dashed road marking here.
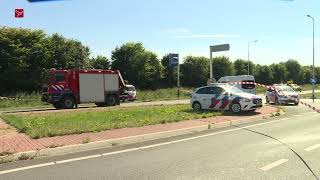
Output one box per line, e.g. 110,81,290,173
293,114,303,117
260,159,288,171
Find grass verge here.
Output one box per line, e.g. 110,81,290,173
299,93,320,99
1,104,221,139
0,92,47,109
0,88,192,110
136,88,192,101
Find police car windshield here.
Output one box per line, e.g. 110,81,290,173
276,86,294,92
228,86,244,94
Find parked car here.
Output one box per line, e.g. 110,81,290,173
190,83,262,113
288,83,302,92
120,85,136,102
266,84,299,105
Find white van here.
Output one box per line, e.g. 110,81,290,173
217,75,256,94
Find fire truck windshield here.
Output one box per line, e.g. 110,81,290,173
47,73,65,83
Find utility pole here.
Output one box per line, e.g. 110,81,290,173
307,14,315,103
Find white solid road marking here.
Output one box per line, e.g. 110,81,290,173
0,117,290,175
304,144,320,152
56,154,102,164
0,162,55,175
260,159,288,171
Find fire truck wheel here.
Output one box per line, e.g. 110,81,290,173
61,96,75,109
53,103,62,109
106,96,117,106
95,102,106,107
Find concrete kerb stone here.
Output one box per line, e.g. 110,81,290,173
0,108,281,163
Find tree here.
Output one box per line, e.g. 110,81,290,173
161,54,177,87
302,66,312,84
111,42,145,79
130,51,163,89
254,65,273,85
111,42,163,89
0,27,48,93
90,55,110,69
211,56,234,80
0,27,91,94
45,33,90,70
234,59,248,75
284,59,304,84
180,56,209,87
270,63,288,84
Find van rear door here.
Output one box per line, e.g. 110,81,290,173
241,80,256,94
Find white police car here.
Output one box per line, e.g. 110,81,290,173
191,84,263,113
266,84,299,105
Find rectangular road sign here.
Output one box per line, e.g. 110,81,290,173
169,53,179,67
210,44,230,52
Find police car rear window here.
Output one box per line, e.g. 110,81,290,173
196,87,224,94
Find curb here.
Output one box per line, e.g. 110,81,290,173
0,108,282,163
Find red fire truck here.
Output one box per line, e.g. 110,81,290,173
42,69,126,109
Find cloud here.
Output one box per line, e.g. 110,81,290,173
174,34,240,39
164,27,240,39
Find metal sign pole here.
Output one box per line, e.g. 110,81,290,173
209,44,230,80
210,48,213,79
177,62,180,98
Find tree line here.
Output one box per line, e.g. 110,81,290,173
0,27,319,94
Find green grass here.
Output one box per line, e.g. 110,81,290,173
0,88,192,110
256,86,266,94
0,92,47,110
137,88,192,101
301,84,320,91
299,93,320,99
1,104,221,139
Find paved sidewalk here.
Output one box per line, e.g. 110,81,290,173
0,106,277,154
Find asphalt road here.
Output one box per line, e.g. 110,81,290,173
1,105,320,180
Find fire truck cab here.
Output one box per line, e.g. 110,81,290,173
42,69,126,109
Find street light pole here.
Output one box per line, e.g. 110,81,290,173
210,47,213,78
307,14,315,103
247,40,258,75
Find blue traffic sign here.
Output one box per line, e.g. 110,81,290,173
310,77,317,84
169,53,179,68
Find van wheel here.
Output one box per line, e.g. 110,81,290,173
192,102,202,111
106,96,117,106
61,96,75,109
230,103,241,113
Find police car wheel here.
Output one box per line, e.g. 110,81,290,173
275,97,280,105
230,103,241,113
193,102,202,111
